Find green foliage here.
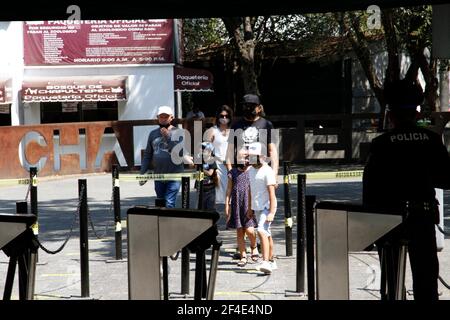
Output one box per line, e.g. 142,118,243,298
182,18,228,58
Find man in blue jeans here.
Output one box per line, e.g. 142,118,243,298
139,106,185,208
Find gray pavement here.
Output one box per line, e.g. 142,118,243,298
0,168,449,300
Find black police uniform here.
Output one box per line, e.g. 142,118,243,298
363,124,450,300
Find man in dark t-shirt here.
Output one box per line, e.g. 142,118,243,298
225,94,279,180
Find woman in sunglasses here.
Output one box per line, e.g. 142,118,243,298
205,105,234,206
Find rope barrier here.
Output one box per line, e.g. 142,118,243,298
33,184,84,255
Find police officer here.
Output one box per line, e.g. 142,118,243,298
363,79,450,300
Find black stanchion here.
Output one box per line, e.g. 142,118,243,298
196,167,208,299
283,161,293,257
285,174,307,297
112,165,123,260
181,176,190,296
155,198,169,300
30,168,38,243
297,174,307,292
78,179,90,298
197,166,204,210
16,202,30,300
306,195,316,301
194,250,206,301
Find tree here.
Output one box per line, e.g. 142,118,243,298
335,6,438,124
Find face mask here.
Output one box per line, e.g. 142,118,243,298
243,106,258,120
159,122,171,129
219,118,230,125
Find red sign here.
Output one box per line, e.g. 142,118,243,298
22,77,127,102
24,20,174,66
174,66,214,91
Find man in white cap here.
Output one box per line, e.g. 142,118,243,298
139,106,185,208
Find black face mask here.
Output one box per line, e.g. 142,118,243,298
159,123,171,129
243,105,258,120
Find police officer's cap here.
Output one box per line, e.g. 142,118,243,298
384,79,424,111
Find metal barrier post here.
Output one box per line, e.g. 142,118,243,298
306,195,316,300
196,168,208,298
155,198,169,300
78,179,90,298
283,161,293,256
297,174,306,293
112,165,123,260
181,176,190,296
30,167,38,235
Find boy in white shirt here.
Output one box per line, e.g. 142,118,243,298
246,142,277,274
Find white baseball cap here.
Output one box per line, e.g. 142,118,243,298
157,106,174,116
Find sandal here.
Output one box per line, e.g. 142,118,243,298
250,246,260,262
237,257,247,267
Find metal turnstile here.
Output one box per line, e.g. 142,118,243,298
314,201,404,300
1,213,37,300
127,206,220,300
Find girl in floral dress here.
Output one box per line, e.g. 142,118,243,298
225,164,259,267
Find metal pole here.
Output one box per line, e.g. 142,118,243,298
155,198,169,300
30,167,38,234
306,195,316,301
283,161,293,256
112,165,123,260
194,250,206,301
78,179,90,298
26,247,37,300
395,243,408,300
296,174,306,293
206,241,222,300
181,176,190,295
196,165,208,298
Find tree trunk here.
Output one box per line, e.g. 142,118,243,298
439,60,449,112
222,17,260,95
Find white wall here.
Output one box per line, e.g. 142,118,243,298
0,21,25,125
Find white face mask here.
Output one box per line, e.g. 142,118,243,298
219,118,230,125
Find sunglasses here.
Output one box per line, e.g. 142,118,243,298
219,114,229,118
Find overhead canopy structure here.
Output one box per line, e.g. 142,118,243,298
21,76,127,103
0,0,448,20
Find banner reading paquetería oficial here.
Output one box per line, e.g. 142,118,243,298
23,20,174,66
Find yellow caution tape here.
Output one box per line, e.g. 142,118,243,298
32,176,38,187
115,222,122,232
32,223,39,235
303,170,363,180
285,217,293,228
0,178,34,186
114,178,120,188
119,172,204,182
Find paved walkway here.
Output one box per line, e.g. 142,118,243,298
0,167,449,300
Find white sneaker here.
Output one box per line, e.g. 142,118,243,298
270,260,278,270
257,260,272,274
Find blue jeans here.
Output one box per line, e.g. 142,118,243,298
154,180,181,208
